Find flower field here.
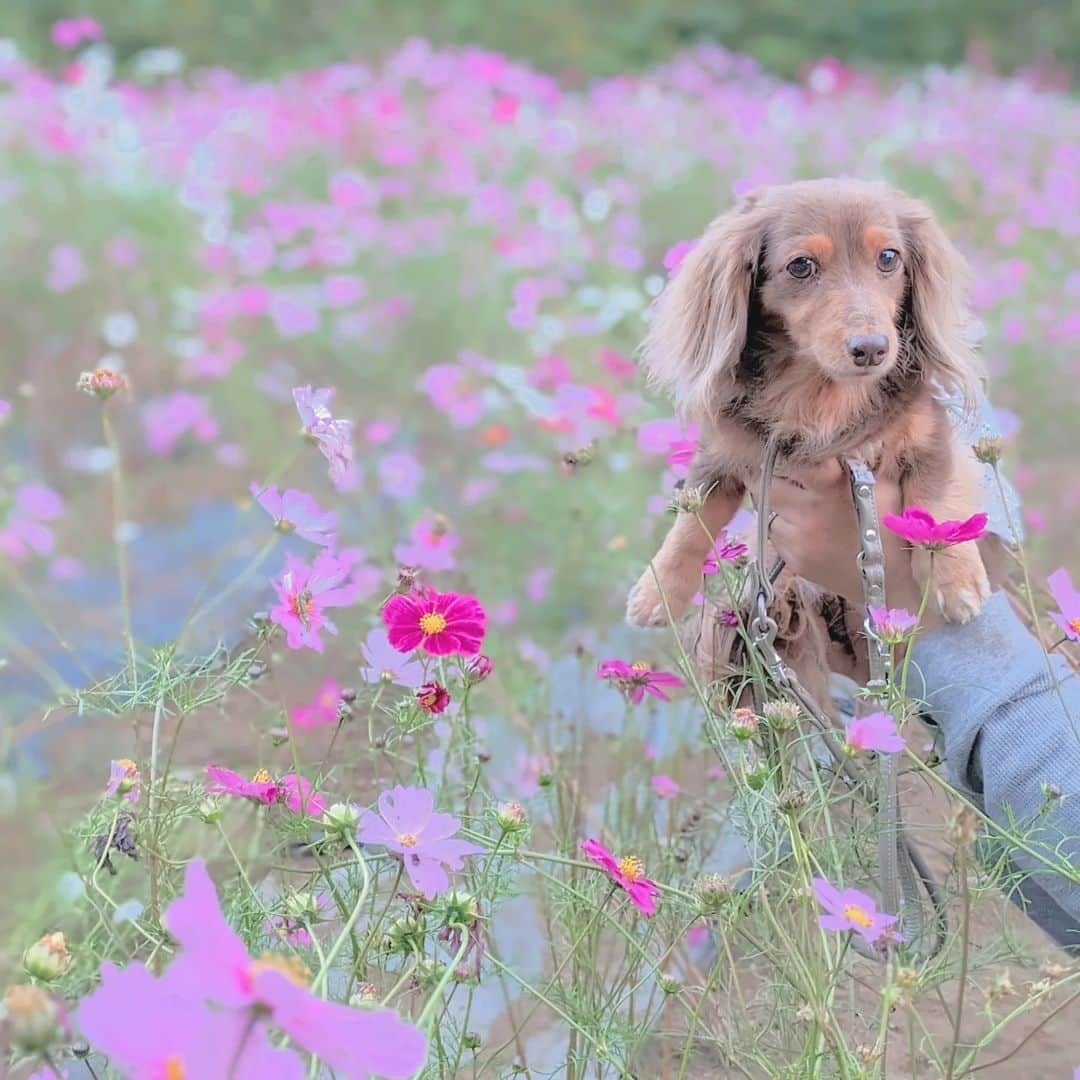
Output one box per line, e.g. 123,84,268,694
1,17,1079,1079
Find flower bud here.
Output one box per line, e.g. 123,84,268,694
669,484,705,515
496,801,527,833
761,699,800,732
3,985,64,1053
198,797,223,824
386,915,426,956
350,982,379,1008
462,1031,482,1050
463,654,494,684
971,435,1003,466
23,932,72,982
658,975,682,996
283,892,320,921
77,367,127,400
321,802,361,839
438,890,480,926
729,707,760,740
776,789,806,816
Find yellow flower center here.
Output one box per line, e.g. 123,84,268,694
397,832,419,847
617,855,645,882
249,952,310,988
419,612,447,635
165,1057,186,1080
1069,617,1080,636
116,757,137,772
630,661,649,672
842,904,874,929
252,768,273,784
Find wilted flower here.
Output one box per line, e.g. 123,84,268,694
882,507,987,549
105,757,140,803
382,587,486,657
293,385,359,490
357,786,484,898
77,367,127,400
597,659,685,704
581,838,660,916
3,984,65,1053
693,873,735,915
844,712,905,755
416,681,451,714
669,484,705,514
23,932,72,981
813,877,898,945
972,435,1004,465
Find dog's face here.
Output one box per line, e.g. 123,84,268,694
643,178,979,421
758,189,908,383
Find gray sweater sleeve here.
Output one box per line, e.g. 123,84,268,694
909,591,1080,949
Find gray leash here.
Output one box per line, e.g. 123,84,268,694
746,435,946,960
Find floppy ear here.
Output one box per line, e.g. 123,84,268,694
642,194,768,423
897,195,982,411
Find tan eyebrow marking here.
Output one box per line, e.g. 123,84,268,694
801,233,835,262
862,226,893,257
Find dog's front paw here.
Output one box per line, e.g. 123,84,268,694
626,567,694,628
927,547,991,624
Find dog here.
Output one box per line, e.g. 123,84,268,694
626,179,991,693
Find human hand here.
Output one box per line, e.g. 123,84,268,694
767,459,941,630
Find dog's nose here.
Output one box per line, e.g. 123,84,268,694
846,334,889,367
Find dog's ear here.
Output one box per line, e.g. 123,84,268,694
897,194,982,411
642,192,768,422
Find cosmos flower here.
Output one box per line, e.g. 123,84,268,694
416,682,451,714
813,877,898,945
251,485,336,547
289,678,344,730
651,774,679,799
359,627,426,688
393,513,460,572
702,533,748,574
142,392,218,455
1047,567,1080,641
270,550,360,652
292,385,359,491
203,767,325,817
867,605,918,643
0,484,64,561
105,758,140,804
382,587,486,657
580,838,660,916
597,659,685,704
882,508,987,549
844,712,905,755
357,786,483,898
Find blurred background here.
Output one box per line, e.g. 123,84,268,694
0,6,1078,1060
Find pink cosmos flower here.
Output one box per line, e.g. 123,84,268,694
143,392,219,455
394,513,460,572
357,786,484,898
419,363,486,428
0,483,64,560
1048,567,1080,641
813,877,898,945
868,605,918,643
359,627,426,688
46,244,86,292
289,678,344,730
382,587,486,657
597,659,685,704
51,17,103,50
124,859,427,1077
105,758,140,804
581,838,660,916
844,712,905,755
377,451,424,499
651,774,680,799
292,386,359,491
882,507,988,550
702,533,748,574
251,485,336,547
204,767,325,817
416,682,451,714
663,239,697,275
667,439,697,474
270,550,360,652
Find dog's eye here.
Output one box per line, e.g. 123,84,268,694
786,256,816,280
877,248,901,272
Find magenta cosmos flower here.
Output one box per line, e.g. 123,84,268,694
813,877,898,945
292,385,359,491
581,838,660,916
359,627,425,688
79,858,427,1079
702,532,748,574
382,587,486,657
882,507,987,549
597,659,685,704
1048,567,1080,641
270,550,360,652
289,678,344,730
105,758,140,804
251,484,336,547
844,711,905,755
868,605,918,644
651,774,679,799
357,786,484,898
204,766,325,817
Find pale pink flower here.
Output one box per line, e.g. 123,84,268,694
270,551,360,652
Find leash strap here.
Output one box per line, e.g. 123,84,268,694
745,435,945,960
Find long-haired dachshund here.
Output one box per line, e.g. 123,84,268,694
627,179,991,693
